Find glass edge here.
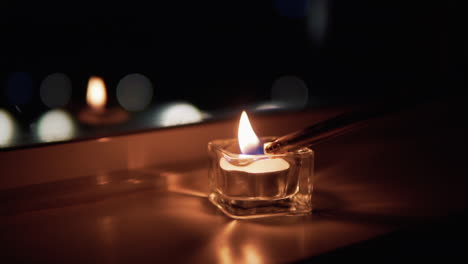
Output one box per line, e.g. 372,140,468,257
208,137,313,159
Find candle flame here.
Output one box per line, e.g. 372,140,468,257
86,76,107,112
238,111,263,155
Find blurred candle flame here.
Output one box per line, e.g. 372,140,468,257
86,76,107,112
238,111,263,155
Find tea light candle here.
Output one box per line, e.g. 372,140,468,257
220,157,290,174
208,111,314,219
78,76,128,126
217,111,291,197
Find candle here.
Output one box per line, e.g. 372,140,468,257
78,76,128,126
208,111,314,219
219,156,290,198
220,156,290,174
218,111,291,197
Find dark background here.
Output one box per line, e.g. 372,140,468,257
1,0,466,146
1,1,468,260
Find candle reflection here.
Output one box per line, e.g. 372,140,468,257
216,221,238,264
219,245,234,264
36,109,76,143
213,221,265,264
79,76,128,126
86,76,107,112
242,243,263,264
97,215,117,263
96,171,110,185
99,216,115,244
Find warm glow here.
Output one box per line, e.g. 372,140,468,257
238,111,263,155
242,244,263,264
96,172,109,185
216,221,238,264
219,245,234,264
86,76,107,112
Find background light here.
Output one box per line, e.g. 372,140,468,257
307,0,329,45
40,73,72,108
0,109,16,147
156,102,203,127
36,109,76,142
116,73,153,112
254,102,287,111
271,75,309,109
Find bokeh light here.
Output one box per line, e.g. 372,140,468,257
116,73,153,112
40,73,72,108
5,72,33,106
36,109,76,143
0,109,16,147
271,75,309,109
254,102,287,112
156,102,203,127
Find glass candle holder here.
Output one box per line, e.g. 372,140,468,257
208,137,314,219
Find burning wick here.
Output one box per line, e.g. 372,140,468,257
208,111,314,218
219,111,289,177
78,76,128,126
238,111,264,155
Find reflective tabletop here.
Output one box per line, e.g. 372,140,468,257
2,99,468,263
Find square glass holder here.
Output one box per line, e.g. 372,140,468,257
208,137,314,219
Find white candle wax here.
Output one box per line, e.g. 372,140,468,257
218,157,291,198
220,157,289,173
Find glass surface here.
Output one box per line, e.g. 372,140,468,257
208,137,314,219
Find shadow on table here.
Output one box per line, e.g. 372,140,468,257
294,209,468,263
